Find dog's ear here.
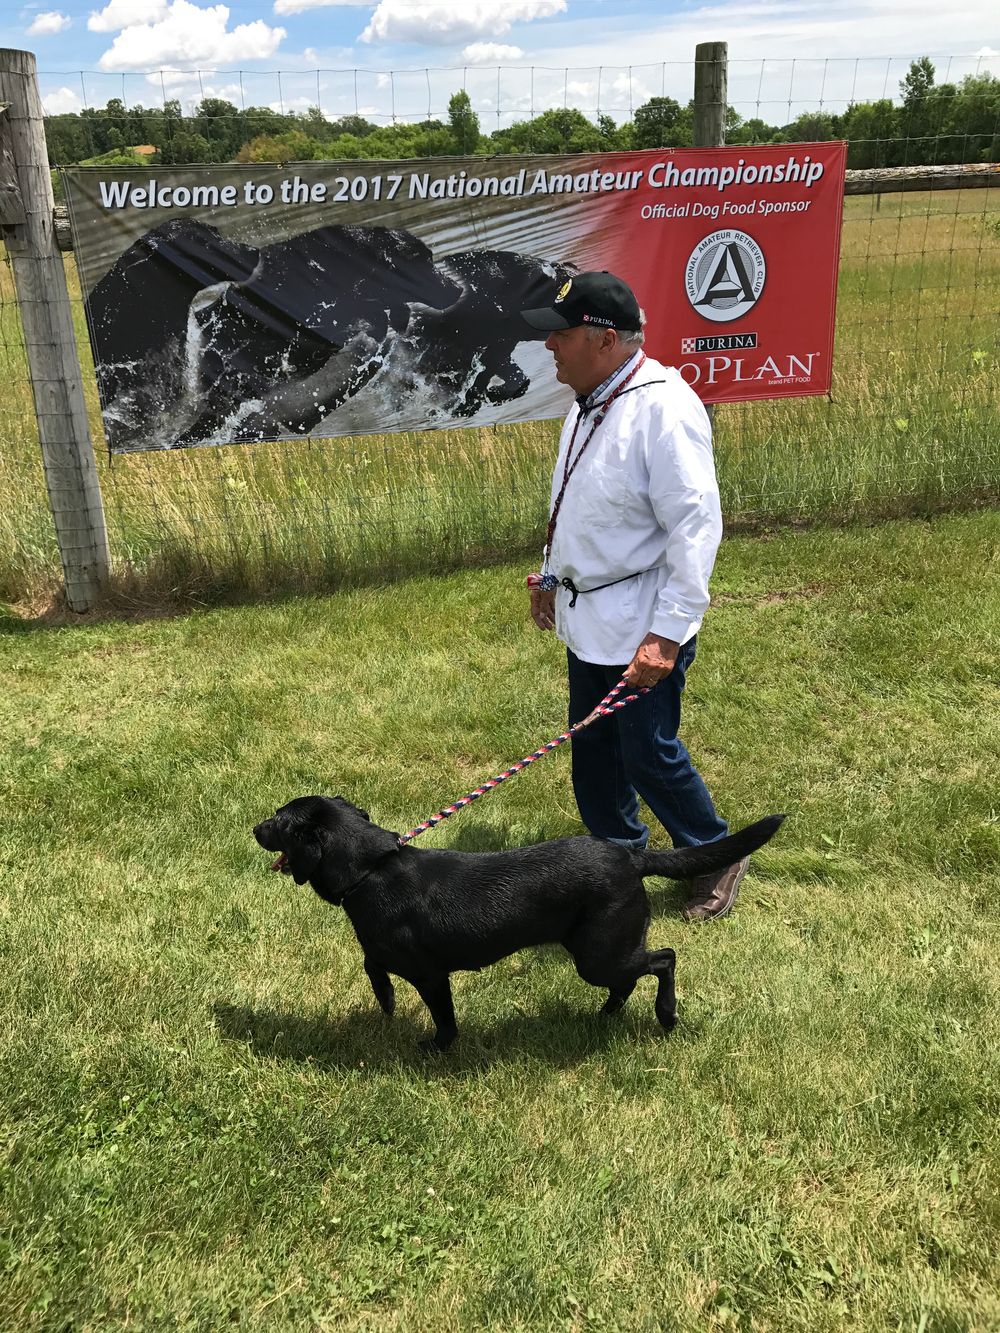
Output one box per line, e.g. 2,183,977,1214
285,832,322,885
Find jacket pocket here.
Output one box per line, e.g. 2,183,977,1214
573,460,631,529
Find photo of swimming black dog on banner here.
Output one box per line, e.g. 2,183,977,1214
84,217,575,451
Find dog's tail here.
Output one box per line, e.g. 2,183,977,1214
635,814,786,881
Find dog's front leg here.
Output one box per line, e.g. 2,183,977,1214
364,959,396,1016
411,975,458,1054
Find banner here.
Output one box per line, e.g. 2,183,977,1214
63,143,846,453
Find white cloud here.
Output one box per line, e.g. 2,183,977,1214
273,0,371,11
606,70,655,109
462,42,524,63
27,11,71,36
971,45,1000,72
88,0,169,33
268,96,317,113
43,85,83,113
144,67,202,88
138,71,250,109
361,0,567,46
508,0,1000,120
97,1,286,71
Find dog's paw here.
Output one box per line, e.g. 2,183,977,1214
417,1036,454,1056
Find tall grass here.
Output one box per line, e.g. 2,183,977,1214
1,187,997,606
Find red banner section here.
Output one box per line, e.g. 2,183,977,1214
571,142,848,403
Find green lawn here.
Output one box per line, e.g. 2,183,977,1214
1,511,998,1329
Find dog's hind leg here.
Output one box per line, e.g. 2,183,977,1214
589,949,676,1031
566,903,677,1032
564,899,650,1019
364,958,396,1017
648,947,677,1031
408,974,458,1054
600,980,637,1016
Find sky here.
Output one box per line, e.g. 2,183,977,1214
4,0,998,128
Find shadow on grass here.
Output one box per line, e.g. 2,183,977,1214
212,991,696,1074
0,541,536,632
441,823,565,853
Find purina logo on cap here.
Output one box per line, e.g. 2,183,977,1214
521,270,641,333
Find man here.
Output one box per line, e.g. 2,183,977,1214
521,270,746,922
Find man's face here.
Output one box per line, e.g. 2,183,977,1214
544,325,610,396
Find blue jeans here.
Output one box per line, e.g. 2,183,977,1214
567,642,729,849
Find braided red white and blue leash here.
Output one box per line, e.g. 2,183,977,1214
398,675,651,845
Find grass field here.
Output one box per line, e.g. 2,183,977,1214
1,511,998,1329
0,186,998,606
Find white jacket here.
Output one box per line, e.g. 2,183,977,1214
547,354,722,665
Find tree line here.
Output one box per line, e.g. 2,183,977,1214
44,59,997,175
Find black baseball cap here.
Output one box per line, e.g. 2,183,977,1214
521,270,642,333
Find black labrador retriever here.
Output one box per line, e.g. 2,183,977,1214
253,795,784,1052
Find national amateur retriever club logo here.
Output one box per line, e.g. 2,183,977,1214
685,230,766,323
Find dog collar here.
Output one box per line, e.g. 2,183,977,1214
328,846,403,905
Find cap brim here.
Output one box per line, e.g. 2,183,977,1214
520,306,573,331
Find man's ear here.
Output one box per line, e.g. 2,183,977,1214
286,835,322,885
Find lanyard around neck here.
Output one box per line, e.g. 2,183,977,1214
544,352,646,565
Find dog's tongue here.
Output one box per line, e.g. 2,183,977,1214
271,853,288,872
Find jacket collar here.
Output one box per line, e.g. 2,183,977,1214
575,350,641,416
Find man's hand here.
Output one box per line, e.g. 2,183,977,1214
530,586,556,631
625,633,680,687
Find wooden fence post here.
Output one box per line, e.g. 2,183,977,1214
693,41,728,428
0,48,109,612
693,41,728,151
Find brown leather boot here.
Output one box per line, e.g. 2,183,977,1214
681,855,750,922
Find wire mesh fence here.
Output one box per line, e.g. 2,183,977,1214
1,53,998,607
